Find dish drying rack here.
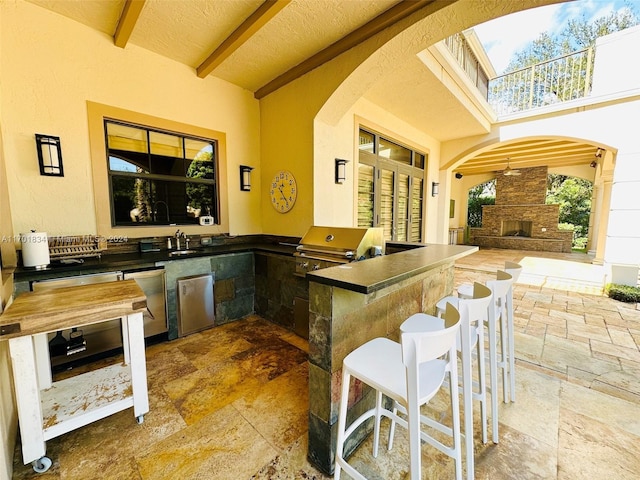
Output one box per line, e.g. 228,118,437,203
48,236,107,261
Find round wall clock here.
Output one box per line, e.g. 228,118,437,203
270,170,297,213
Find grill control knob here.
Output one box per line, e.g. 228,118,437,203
312,263,320,271
301,262,309,269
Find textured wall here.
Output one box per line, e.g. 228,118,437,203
496,166,548,205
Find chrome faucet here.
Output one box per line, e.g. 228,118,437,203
175,229,182,250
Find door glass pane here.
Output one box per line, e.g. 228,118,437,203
397,173,410,241
410,177,424,241
359,130,375,153
380,169,394,241
379,138,411,165
357,164,375,227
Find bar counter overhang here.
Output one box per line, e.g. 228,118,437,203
304,243,478,474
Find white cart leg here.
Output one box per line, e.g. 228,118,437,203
33,333,52,390
121,316,131,365
9,336,47,466
125,312,149,420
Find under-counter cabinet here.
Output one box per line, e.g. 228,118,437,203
0,280,149,473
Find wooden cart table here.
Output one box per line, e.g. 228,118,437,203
0,279,149,473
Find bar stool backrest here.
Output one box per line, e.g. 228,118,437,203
505,261,523,282
401,303,460,367
487,271,513,308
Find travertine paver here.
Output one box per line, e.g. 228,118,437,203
452,247,640,404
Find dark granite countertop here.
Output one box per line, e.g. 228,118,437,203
13,241,297,283
306,244,478,294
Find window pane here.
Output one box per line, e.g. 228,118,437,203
111,176,152,225
149,131,184,177
149,131,182,158
397,173,410,241
380,169,394,241
357,164,375,227
186,182,215,220
415,153,426,169
186,140,215,180
110,176,216,226
379,138,411,165
358,130,375,153
107,122,147,154
109,155,149,174
410,178,424,241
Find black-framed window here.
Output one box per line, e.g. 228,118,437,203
358,128,426,242
105,120,219,227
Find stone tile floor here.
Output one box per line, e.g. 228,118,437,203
12,247,640,479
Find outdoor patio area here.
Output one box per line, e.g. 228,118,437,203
11,247,640,479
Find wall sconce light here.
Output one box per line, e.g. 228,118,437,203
335,158,349,184
455,172,463,179
239,165,253,191
431,182,440,197
35,134,64,177
590,160,597,168
595,147,603,158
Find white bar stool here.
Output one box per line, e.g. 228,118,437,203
334,304,462,480
457,261,522,300
485,270,513,443
409,283,493,480
503,262,522,403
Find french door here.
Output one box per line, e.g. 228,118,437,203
358,157,424,242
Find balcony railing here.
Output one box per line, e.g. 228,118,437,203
444,33,490,99
487,47,594,115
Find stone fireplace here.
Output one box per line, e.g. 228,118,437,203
470,166,573,252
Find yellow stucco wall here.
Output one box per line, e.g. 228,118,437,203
1,0,262,241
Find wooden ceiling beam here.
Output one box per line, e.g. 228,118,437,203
197,0,291,79
114,0,146,48
255,0,442,99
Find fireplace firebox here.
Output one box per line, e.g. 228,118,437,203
501,220,532,237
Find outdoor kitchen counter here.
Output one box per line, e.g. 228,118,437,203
305,242,478,475
306,243,478,294
13,241,296,283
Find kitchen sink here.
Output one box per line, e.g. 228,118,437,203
169,249,197,257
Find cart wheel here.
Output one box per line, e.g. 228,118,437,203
32,456,52,473
136,415,144,424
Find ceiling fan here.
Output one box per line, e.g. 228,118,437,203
503,157,521,176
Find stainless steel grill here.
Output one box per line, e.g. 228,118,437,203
294,226,384,276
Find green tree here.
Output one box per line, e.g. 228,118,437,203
467,179,495,227
505,3,639,71
546,174,592,249
495,4,639,110
186,150,214,215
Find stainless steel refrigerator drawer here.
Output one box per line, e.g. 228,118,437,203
176,273,215,337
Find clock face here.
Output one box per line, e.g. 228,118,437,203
270,170,297,213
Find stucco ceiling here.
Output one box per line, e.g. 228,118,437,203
25,0,600,175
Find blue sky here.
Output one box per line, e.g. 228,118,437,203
474,0,636,74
